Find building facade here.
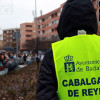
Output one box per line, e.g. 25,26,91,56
36,1,100,40
94,0,100,35
0,34,3,49
0,40,3,49
0,34,3,40
3,28,20,51
36,6,62,42
20,23,35,50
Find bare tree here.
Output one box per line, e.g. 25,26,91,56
22,35,59,51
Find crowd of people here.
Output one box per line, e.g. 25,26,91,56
0,51,44,75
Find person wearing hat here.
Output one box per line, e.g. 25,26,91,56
37,0,99,100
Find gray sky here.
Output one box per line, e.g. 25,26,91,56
0,0,66,32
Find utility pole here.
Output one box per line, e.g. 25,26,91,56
35,0,39,71
16,32,18,68
35,0,38,54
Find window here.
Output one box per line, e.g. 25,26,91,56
99,0,100,7
51,13,58,18
42,30,45,34
42,24,46,28
4,31,6,33
40,31,42,35
61,8,62,12
45,30,51,33
38,25,40,29
52,29,54,32
55,28,57,31
52,21,54,25
99,9,100,22
26,30,32,32
26,40,31,42
21,35,25,38
7,40,9,42
26,25,32,27
49,23,52,26
51,20,58,25
10,35,12,37
21,25,25,28
21,40,25,42
41,37,46,41
10,39,12,42
26,35,32,37
34,25,36,28
96,0,100,7
51,14,54,18
38,31,40,34
7,31,9,34
10,30,12,33
42,19,45,22
38,19,42,23
40,25,42,28
55,13,57,17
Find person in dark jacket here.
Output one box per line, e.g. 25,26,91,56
37,0,98,100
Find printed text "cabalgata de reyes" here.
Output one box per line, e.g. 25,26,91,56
62,77,100,97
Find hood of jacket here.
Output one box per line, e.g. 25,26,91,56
57,0,98,40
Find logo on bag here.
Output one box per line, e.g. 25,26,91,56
64,55,75,72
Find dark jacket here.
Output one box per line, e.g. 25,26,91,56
37,0,97,100
37,48,58,100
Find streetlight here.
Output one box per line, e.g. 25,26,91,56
14,30,20,69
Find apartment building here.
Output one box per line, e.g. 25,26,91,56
95,0,100,35
35,0,100,41
3,28,20,50
20,23,35,50
35,5,63,42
